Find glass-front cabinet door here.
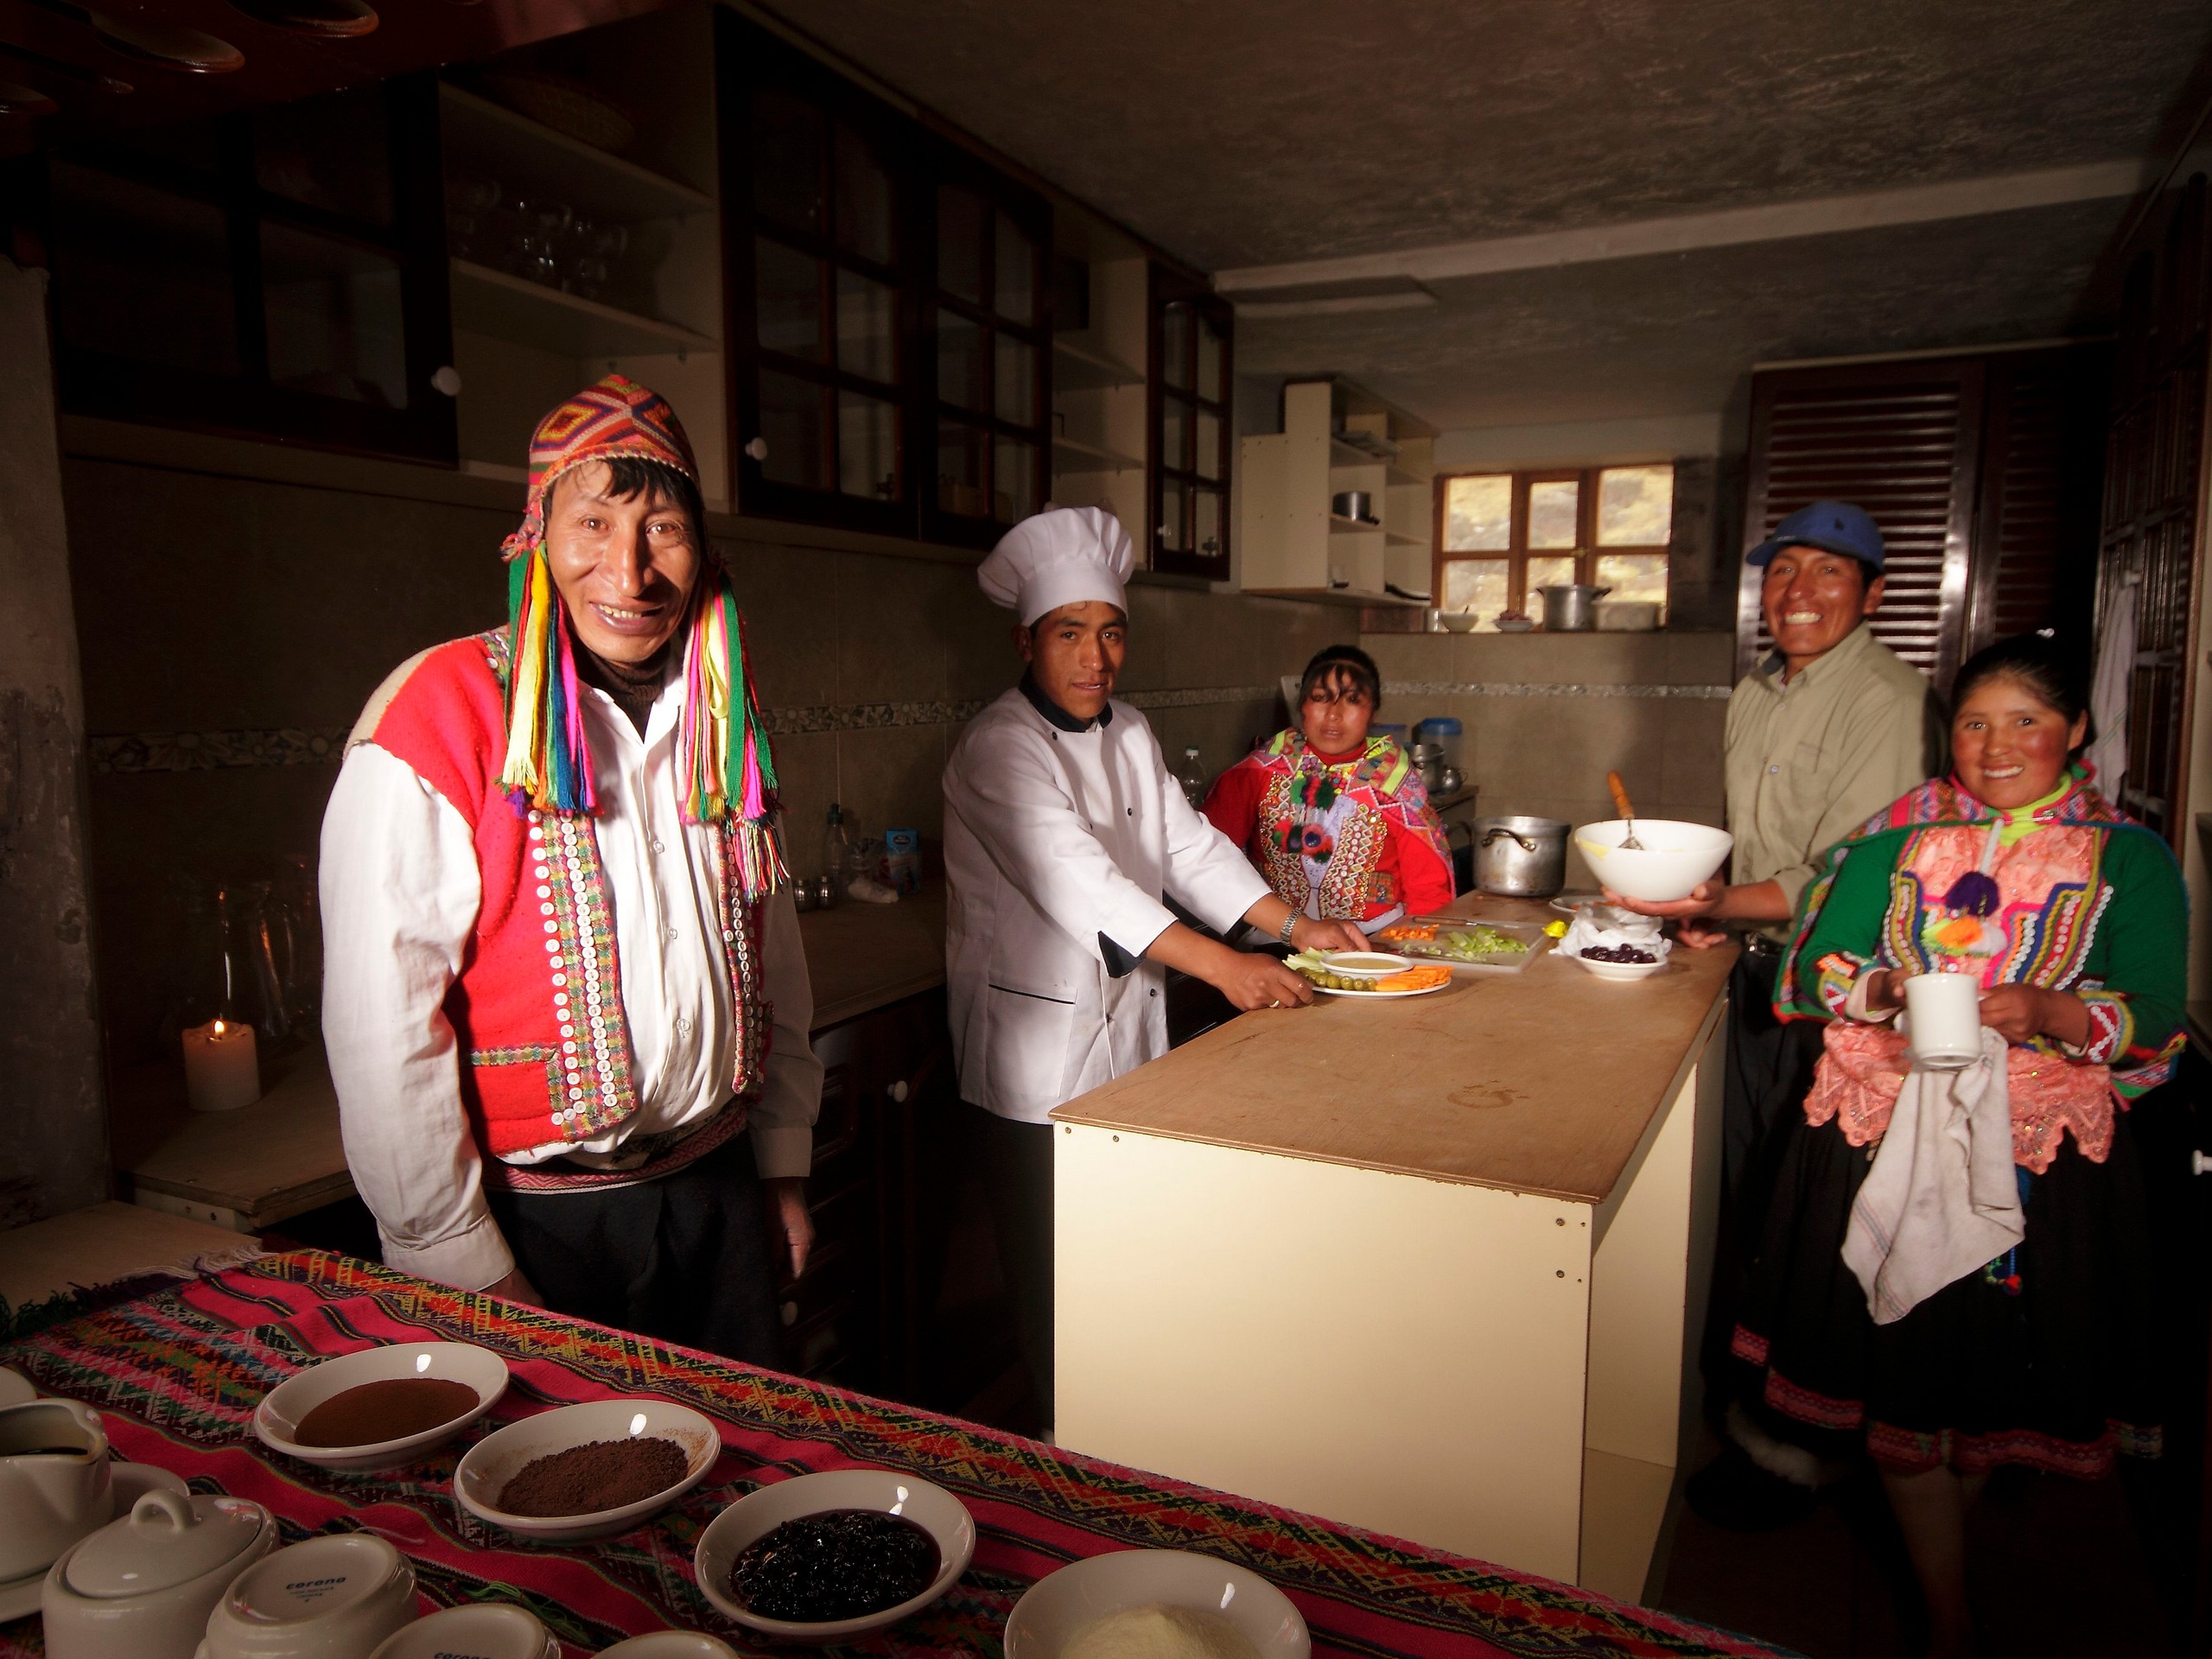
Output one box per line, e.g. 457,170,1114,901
1151,265,1231,579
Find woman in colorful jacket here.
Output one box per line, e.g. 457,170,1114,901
1731,632,2185,1659
1201,645,1454,935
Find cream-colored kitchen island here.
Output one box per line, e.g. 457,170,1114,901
1052,896,1735,1601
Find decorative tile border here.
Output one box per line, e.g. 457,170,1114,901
1386,681,1732,701
86,687,1290,772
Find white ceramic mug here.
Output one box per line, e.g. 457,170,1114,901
0,1397,110,1580
1904,970,1985,1069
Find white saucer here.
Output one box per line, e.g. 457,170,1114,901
0,1461,191,1621
0,1369,34,1409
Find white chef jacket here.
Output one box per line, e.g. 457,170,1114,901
321,670,823,1293
942,684,1271,1122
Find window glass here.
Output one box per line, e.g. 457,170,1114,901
836,268,896,383
938,186,985,305
838,391,899,501
752,89,823,233
754,237,823,362
938,418,988,516
938,313,988,412
1196,312,1225,402
994,434,1035,522
1160,478,1185,551
1528,480,1580,549
1596,551,1669,608
1442,474,1510,550
1195,410,1221,480
993,209,1033,324
994,334,1034,427
50,162,239,377
255,86,392,225
1161,399,1190,472
832,122,893,266
1193,486,1223,557
1596,465,1674,545
756,370,830,490
260,223,407,406
1526,554,1577,596
1442,559,1509,626
1160,302,1192,389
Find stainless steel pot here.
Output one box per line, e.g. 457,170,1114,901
1473,815,1570,898
1534,583,1611,632
1331,490,1375,524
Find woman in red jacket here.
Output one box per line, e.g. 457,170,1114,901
1202,645,1454,935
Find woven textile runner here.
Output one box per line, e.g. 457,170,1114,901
0,1254,1795,1658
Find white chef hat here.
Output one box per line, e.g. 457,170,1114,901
977,507,1134,626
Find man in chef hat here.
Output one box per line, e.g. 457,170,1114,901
942,505,1364,1430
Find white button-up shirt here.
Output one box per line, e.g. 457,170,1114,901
943,686,1270,1123
321,672,821,1292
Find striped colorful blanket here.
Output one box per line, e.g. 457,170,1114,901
0,1253,1794,1657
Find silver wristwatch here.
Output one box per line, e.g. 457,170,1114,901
1279,910,1301,947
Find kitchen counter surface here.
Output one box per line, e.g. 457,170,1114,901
796,882,946,1027
1054,893,1735,1205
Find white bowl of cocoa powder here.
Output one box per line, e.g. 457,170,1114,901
454,1397,722,1542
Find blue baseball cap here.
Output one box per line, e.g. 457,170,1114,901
1747,499,1885,574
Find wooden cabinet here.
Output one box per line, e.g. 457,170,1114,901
1240,379,1433,606
781,988,952,1396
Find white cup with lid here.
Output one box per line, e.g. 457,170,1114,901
198,1532,418,1659
40,1488,277,1659
366,1602,555,1659
0,1397,111,1582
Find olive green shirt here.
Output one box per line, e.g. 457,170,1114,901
1723,622,1942,940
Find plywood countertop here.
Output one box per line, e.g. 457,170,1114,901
1052,895,1736,1206
796,881,946,1028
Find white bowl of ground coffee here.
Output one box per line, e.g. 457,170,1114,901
254,1344,509,1473
453,1398,721,1543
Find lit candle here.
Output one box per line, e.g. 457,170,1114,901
181,1018,260,1112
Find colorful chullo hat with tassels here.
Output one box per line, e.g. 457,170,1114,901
498,373,787,900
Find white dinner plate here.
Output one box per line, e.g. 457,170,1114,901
1313,978,1451,999
1548,891,1605,913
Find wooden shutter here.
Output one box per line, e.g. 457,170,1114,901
1738,359,1984,686
1966,346,2110,659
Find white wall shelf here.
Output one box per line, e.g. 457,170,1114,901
450,259,718,366
1054,335,1145,392
439,82,714,223
1053,433,1145,474
1242,380,1434,602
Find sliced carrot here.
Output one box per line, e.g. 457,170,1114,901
1376,966,1451,992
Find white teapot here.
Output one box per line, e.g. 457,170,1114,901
41,1488,276,1659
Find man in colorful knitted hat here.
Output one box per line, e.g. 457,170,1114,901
320,375,821,1364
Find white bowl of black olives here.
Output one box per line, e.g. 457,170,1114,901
693,1468,976,1643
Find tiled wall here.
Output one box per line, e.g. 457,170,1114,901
1357,629,1736,887
65,455,1337,1065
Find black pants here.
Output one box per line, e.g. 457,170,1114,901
963,1101,1055,1428
486,1131,787,1369
1701,946,1827,1390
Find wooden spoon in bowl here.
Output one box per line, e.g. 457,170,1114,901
1606,770,1645,850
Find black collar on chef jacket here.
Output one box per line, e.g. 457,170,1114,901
1020,673,1113,733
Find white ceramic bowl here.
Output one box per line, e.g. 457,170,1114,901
1569,950,1668,982
255,1343,508,1473
1005,1549,1310,1659
1437,611,1478,633
199,1533,417,1659
454,1398,720,1543
694,1468,976,1643
599,1636,738,1658
1573,817,1734,903
1317,950,1411,981
367,1603,555,1659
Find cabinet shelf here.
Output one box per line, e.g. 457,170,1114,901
1331,448,1424,487
439,82,714,224
449,258,718,359
1054,335,1146,391
1052,433,1145,474
1329,512,1382,533
1245,585,1425,608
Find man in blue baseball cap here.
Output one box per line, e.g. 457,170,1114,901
1610,497,1941,1526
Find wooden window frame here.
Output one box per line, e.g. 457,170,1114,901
1149,264,1232,579
1432,464,1670,620
36,74,456,463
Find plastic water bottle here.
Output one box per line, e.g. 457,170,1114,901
1177,747,1208,809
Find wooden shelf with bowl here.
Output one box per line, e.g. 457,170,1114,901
1241,378,1432,603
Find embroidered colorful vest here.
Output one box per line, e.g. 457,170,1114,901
359,629,770,1160
1255,767,1396,918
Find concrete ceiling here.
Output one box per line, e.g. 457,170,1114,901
779,0,2212,431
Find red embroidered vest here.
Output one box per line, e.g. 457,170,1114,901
362,630,769,1160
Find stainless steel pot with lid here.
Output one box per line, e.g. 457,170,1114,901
1533,583,1611,632
1472,815,1570,898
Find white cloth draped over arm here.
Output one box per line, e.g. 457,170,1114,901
748,889,821,1179
320,742,514,1292
952,728,1187,963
